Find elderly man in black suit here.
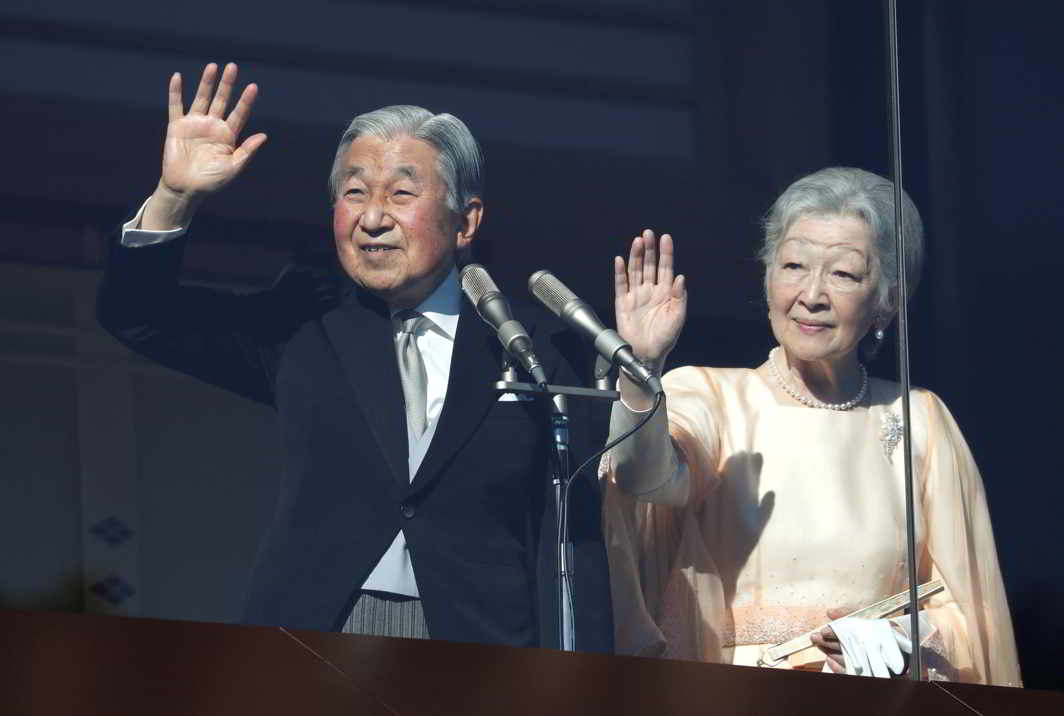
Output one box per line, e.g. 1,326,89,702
97,62,612,651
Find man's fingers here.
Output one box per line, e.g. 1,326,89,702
232,133,268,169
208,62,238,118
189,63,218,115
672,274,686,299
826,655,846,673
167,72,184,123
226,83,259,137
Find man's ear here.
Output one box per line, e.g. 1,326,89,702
455,196,483,252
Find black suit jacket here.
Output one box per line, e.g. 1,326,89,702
96,231,613,652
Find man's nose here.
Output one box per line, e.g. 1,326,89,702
359,200,393,233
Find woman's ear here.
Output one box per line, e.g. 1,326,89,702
887,285,900,315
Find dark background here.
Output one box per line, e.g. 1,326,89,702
1,0,1060,690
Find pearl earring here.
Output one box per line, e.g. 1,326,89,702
874,327,885,341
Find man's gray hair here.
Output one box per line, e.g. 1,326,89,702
328,105,483,214
759,166,924,317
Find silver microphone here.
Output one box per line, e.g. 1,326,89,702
529,269,663,395
460,264,548,386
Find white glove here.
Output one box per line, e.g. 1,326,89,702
828,617,908,678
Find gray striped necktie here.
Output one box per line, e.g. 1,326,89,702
394,310,430,439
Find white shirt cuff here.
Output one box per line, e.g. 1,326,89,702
120,197,189,247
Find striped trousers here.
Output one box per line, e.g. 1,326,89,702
342,591,430,639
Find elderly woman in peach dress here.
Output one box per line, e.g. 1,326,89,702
602,167,1021,685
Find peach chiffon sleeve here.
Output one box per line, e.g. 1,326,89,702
602,367,729,659
913,390,1021,686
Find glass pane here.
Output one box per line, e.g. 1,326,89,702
599,0,932,683
892,0,1052,689
5,0,1056,697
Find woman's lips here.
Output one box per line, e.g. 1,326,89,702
794,318,831,333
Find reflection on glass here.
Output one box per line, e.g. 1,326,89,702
602,167,1021,686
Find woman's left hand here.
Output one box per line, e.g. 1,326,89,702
811,608,847,673
814,612,909,678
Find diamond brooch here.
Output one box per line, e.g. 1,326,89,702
880,411,903,462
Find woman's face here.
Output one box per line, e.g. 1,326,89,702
767,213,881,366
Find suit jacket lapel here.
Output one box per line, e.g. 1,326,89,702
408,300,501,494
321,286,409,487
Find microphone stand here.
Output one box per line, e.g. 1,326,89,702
496,363,618,652
548,391,573,652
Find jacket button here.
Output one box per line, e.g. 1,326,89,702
400,503,415,519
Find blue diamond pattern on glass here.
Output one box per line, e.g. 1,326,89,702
89,516,134,547
89,575,136,605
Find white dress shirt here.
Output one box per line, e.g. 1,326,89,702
361,269,459,597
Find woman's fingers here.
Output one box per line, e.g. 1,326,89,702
641,229,656,284
614,255,629,299
628,234,644,290
658,233,674,285
812,628,846,672
622,229,676,300
825,655,846,673
812,629,836,650
628,230,675,288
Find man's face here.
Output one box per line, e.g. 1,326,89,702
332,134,477,309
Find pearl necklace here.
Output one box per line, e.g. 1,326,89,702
768,347,867,411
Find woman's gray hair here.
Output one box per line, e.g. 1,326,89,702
759,166,924,317
328,105,483,214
